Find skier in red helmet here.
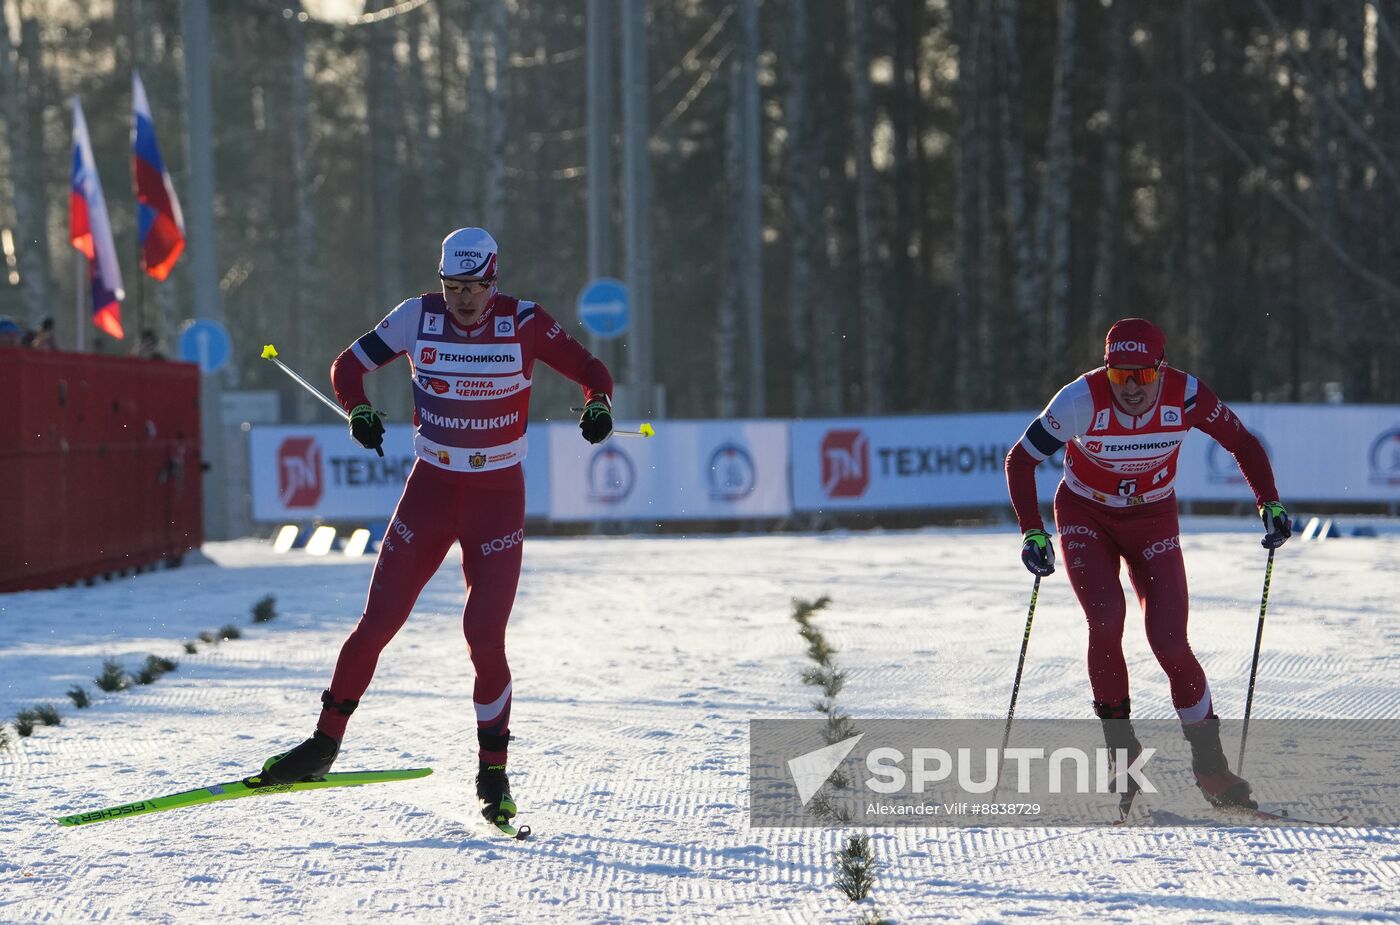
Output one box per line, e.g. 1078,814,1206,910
1005,318,1292,811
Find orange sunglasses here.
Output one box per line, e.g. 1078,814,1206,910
1106,363,1162,386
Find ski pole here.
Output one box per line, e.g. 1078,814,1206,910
260,344,384,457
1237,546,1275,774
569,407,655,438
992,574,1041,803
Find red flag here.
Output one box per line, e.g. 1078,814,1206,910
70,96,125,340
132,71,185,281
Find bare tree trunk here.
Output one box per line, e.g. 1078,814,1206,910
889,3,918,407
996,0,1043,403
784,0,816,416
717,58,742,418
436,0,465,228
367,3,407,414
1180,0,1206,368
951,0,982,410
847,0,888,413
287,0,317,421
1338,0,1374,400
1379,0,1400,399
976,0,1003,407
1305,0,1337,400
737,0,764,417
0,0,52,326
1090,0,1129,343
1041,0,1077,389
16,13,54,319
402,11,428,236
482,0,509,233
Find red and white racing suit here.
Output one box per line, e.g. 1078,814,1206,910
321,291,612,763
1005,366,1279,722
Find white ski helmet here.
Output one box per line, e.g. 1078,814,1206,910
438,227,499,279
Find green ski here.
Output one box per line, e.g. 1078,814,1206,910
54,767,432,828
490,817,532,840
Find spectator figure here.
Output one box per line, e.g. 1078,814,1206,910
26,317,56,350
0,315,26,348
136,328,166,360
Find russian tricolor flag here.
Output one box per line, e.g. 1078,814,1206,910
70,96,125,340
132,71,185,281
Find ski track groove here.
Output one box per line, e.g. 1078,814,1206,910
1,530,1396,923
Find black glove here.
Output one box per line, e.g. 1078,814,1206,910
579,397,613,444
1021,528,1056,577
348,403,385,452
1259,500,1291,549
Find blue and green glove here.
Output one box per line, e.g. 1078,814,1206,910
1020,528,1056,577
1259,500,1291,549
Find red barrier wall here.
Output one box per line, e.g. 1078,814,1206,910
0,348,203,592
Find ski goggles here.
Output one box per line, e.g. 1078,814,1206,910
441,275,496,295
1106,362,1162,387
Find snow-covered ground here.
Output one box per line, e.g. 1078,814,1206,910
1,521,1397,923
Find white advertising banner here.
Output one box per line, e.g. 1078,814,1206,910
1174,404,1400,503
790,414,1062,512
792,405,1400,512
547,420,791,521
249,424,551,522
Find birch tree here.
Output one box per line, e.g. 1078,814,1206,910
996,0,1043,404
1039,0,1076,389
784,0,817,416
0,0,51,325
951,0,983,409
847,0,888,413
287,0,317,422
1090,0,1129,342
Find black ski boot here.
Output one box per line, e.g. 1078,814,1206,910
260,730,340,785
1182,716,1256,809
258,690,356,785
475,761,517,825
1095,698,1145,819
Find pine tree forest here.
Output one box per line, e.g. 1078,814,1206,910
1,0,1397,425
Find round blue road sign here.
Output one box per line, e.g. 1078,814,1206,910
577,277,630,339
178,319,232,374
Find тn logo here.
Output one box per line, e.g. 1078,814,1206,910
821,430,870,498
277,437,323,508
420,346,438,365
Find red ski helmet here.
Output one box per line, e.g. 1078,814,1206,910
1104,318,1166,367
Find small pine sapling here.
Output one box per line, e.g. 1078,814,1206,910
34,703,61,726
251,595,278,623
95,659,130,692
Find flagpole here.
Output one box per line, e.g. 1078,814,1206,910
131,64,143,351
74,251,85,352
134,240,144,350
